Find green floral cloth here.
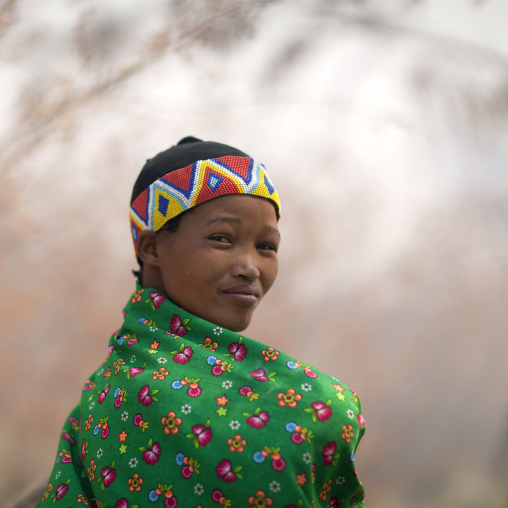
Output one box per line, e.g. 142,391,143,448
37,285,365,507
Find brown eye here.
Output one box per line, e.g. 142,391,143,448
258,243,277,252
210,235,231,244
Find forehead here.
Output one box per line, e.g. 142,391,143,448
194,195,279,222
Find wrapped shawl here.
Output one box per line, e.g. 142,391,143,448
37,285,365,507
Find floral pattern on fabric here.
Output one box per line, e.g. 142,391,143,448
37,284,365,507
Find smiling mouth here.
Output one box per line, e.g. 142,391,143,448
220,285,260,306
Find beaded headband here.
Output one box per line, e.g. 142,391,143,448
130,155,281,256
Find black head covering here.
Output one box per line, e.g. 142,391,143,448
131,136,251,204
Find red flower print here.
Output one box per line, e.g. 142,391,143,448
227,434,246,452
248,490,273,507
191,423,213,446
342,424,354,443
161,411,182,435
199,337,218,351
149,291,166,308
228,342,247,361
319,479,332,501
296,473,307,486
277,388,302,408
153,367,169,380
216,459,243,483
138,385,160,406
128,473,143,492
170,315,191,336
88,460,96,481
131,289,144,303
139,439,161,465
261,347,279,362
172,345,194,364
358,413,366,429
100,465,117,487
244,408,270,429
322,441,339,466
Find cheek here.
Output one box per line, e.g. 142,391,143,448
262,259,278,293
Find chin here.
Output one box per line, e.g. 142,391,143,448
219,314,253,333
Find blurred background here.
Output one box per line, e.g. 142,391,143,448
1,0,508,506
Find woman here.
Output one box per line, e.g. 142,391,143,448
37,137,366,507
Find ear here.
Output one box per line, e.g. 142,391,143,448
137,231,160,267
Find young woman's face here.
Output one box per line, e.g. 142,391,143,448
153,195,280,332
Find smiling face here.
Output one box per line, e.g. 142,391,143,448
139,195,280,332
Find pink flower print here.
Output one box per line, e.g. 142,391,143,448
216,459,243,483
61,431,76,446
115,499,129,508
100,465,117,488
172,345,194,365
305,400,333,423
358,413,366,429
244,407,270,429
190,422,213,447
126,336,138,346
55,483,69,500
186,382,202,398
97,384,110,404
128,366,145,378
321,441,339,466
303,367,317,378
68,416,79,429
81,439,87,460
239,385,260,401
139,439,162,465
170,315,191,336
271,453,286,472
329,497,339,508
149,291,166,308
250,368,274,382
228,342,247,361
180,456,200,479
211,489,231,505
133,413,149,432
138,385,160,407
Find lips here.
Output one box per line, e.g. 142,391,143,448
220,285,260,306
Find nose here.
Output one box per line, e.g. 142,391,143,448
231,248,260,281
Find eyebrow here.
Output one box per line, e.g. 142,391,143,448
204,216,281,238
